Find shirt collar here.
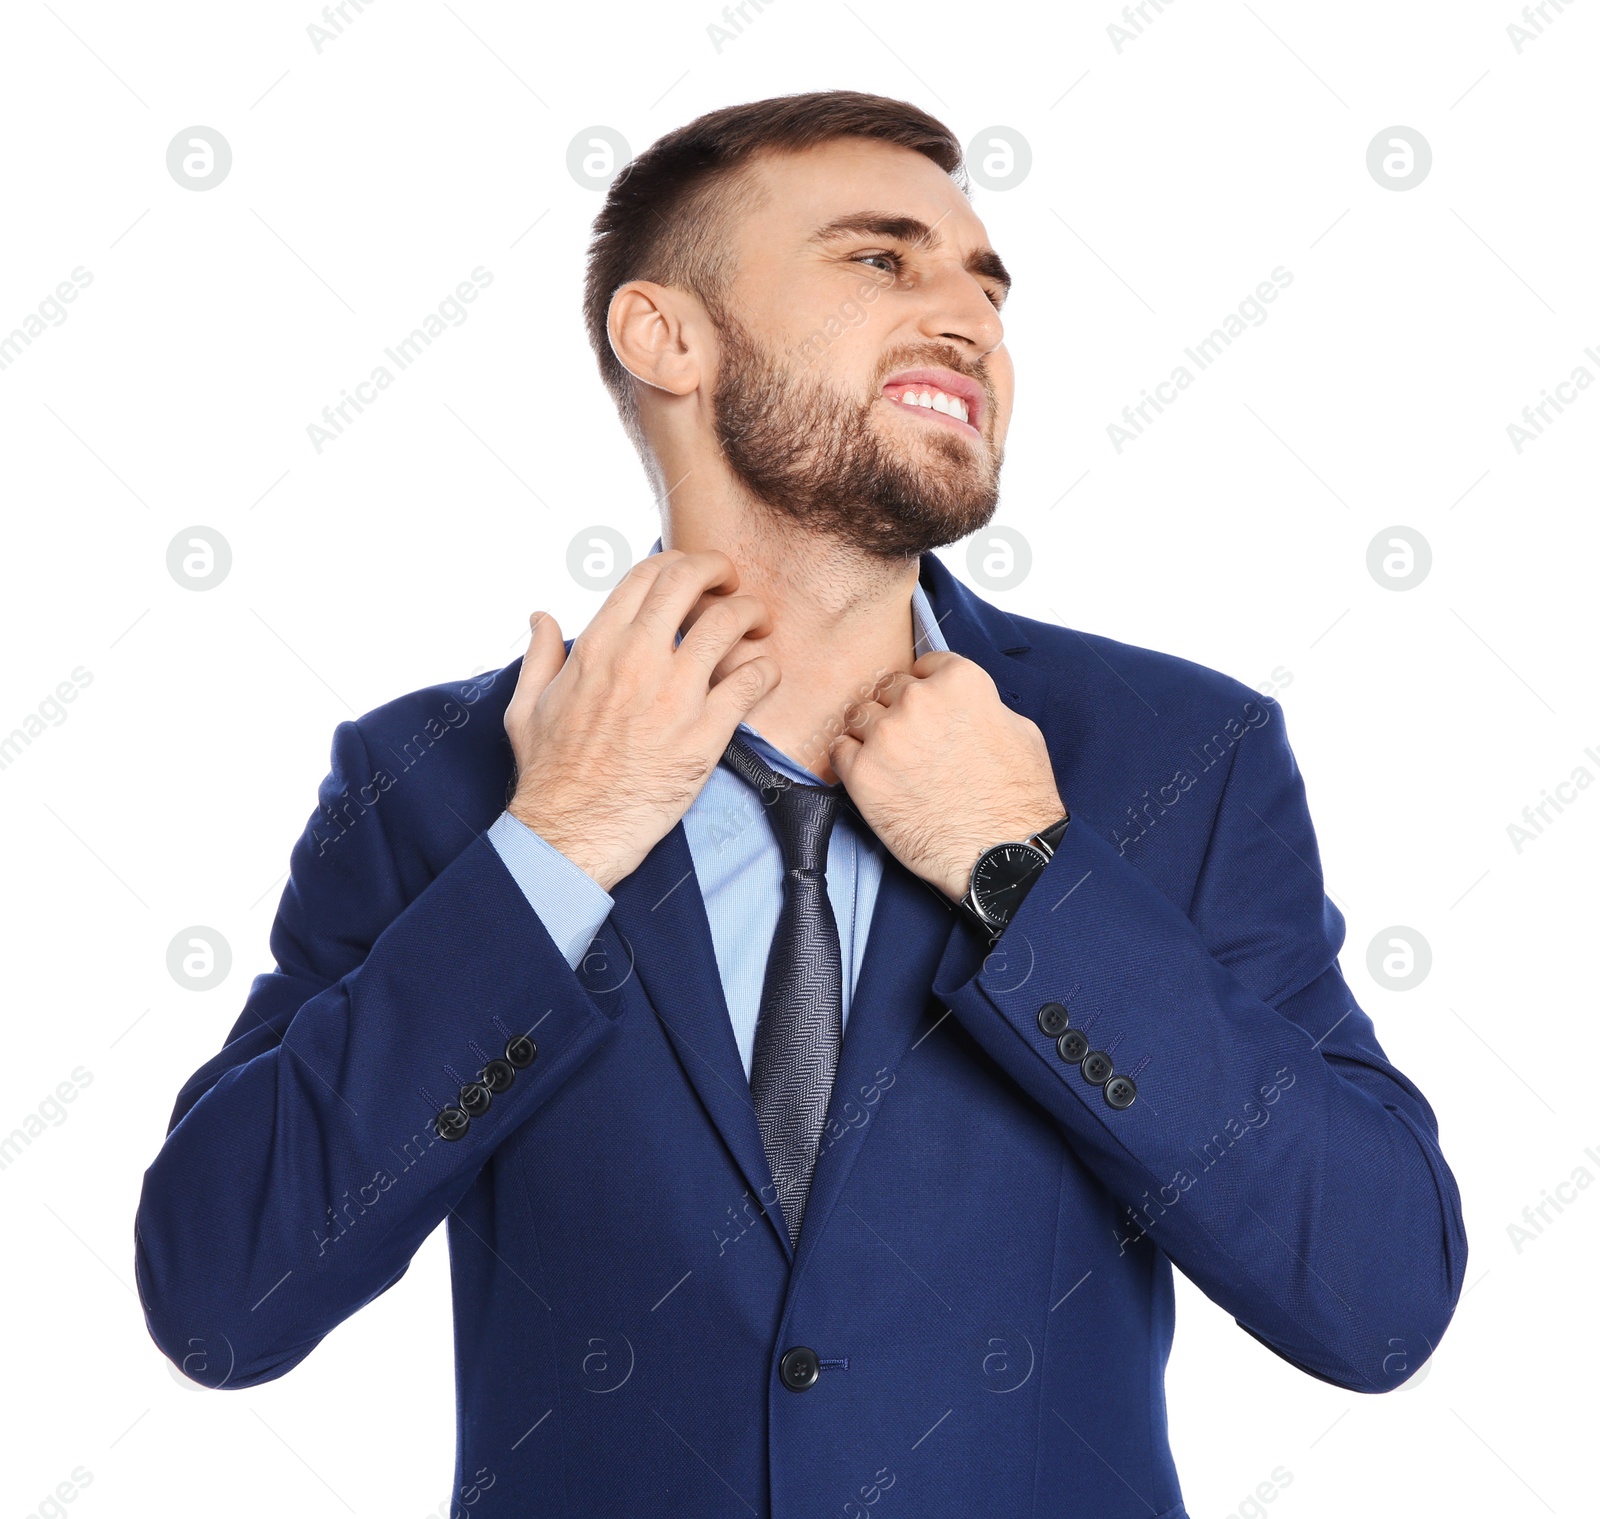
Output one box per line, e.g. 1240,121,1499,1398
909,577,949,655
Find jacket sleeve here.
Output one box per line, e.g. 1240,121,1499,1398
931,697,1467,1393
133,717,624,1389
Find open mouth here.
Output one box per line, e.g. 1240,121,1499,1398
880,368,984,438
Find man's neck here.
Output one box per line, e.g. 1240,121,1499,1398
662,506,922,785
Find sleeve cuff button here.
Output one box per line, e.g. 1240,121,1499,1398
1104,1075,1137,1109
1056,1029,1090,1063
504,1034,537,1069
1036,1001,1071,1037
434,1105,471,1141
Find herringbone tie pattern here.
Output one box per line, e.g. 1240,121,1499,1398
721,736,843,1250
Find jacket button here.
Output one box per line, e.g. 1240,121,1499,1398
434,1105,470,1142
1056,1029,1089,1063
459,1081,492,1117
1081,1050,1113,1085
1036,1001,1071,1037
480,1057,515,1094
1104,1075,1137,1109
778,1346,821,1391
504,1034,537,1069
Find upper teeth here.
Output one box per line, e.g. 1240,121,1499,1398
896,387,970,423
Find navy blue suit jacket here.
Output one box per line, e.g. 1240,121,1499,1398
134,551,1466,1518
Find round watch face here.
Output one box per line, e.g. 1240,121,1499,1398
971,842,1050,924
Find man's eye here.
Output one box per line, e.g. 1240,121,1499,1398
854,251,904,276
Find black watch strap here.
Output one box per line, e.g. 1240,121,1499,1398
1029,814,1071,855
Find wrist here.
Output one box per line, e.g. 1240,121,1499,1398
508,799,618,893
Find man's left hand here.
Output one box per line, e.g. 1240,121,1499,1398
829,652,1066,903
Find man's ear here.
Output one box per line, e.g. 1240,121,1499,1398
608,280,704,399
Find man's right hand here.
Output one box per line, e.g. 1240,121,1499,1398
502,548,780,893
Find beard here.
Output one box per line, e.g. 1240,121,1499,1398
707,306,1003,561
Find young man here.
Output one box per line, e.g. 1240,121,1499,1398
136,91,1465,1517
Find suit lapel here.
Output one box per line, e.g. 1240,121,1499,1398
788,552,1055,1271
605,820,793,1261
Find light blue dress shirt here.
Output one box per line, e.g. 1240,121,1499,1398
487,576,950,1082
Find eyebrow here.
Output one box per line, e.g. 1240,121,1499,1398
808,214,1012,294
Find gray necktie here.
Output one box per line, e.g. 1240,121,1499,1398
721,736,844,1249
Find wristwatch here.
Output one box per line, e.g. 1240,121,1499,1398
959,812,1071,943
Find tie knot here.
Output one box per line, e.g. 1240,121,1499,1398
721,737,841,875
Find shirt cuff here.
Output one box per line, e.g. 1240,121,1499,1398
487,810,615,970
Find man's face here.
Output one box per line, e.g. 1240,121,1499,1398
704,138,1014,560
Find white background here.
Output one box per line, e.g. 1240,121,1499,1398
1,2,1595,1516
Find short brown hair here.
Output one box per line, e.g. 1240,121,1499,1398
582,90,966,454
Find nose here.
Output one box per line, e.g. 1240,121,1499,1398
913,261,1005,357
